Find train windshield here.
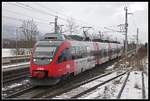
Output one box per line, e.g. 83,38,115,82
32,41,62,65
32,46,58,65
33,46,57,58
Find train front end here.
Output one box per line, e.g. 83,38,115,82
30,41,62,85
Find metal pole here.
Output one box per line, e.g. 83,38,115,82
60,25,64,34
124,6,128,58
99,31,101,39
55,16,58,34
15,28,18,64
136,28,139,54
16,29,17,56
82,27,92,41
16,28,18,56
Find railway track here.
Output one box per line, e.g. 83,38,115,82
3,57,121,99
2,65,30,98
34,70,119,98
4,85,36,98
117,72,130,98
5,71,118,98
21,69,130,99
69,70,130,99
142,72,146,99
3,71,29,84
3,65,29,85
3,52,135,99
2,55,30,65
116,71,146,99
51,69,131,99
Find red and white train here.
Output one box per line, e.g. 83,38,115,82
30,33,124,85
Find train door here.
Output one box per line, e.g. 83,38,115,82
56,48,74,76
74,45,89,75
108,43,112,60
93,42,100,65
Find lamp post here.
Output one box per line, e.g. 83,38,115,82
16,28,18,56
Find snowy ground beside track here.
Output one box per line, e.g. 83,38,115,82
53,57,148,99
2,62,30,69
2,48,30,57
2,48,148,99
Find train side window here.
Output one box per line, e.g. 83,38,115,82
114,49,116,54
82,46,87,57
80,46,83,58
101,49,103,58
112,49,114,55
77,46,82,58
85,46,88,57
113,49,115,54
115,49,118,54
57,48,72,63
57,52,65,63
65,48,72,60
71,46,76,60
109,49,112,54
98,50,100,57
103,49,106,57
106,49,108,56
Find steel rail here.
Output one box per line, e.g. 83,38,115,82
41,70,119,98
117,72,130,98
142,72,146,99
4,86,36,98
71,70,129,98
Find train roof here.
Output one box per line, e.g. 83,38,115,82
40,33,121,45
64,35,121,44
35,40,62,47
41,33,65,41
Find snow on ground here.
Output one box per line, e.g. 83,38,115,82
80,71,123,88
53,57,148,99
53,70,126,99
143,57,148,99
2,48,30,57
2,79,29,92
120,71,143,99
2,62,29,69
120,57,148,99
79,74,128,99
105,64,114,71
2,48,16,57
144,73,148,99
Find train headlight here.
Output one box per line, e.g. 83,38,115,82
33,59,37,62
49,59,52,62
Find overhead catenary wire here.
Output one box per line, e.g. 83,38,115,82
3,8,49,23
34,3,70,19
7,2,73,32
3,15,48,25
34,2,92,29
30,3,106,30
6,3,55,23
6,2,113,33
4,2,133,41
7,2,63,22
17,2,67,21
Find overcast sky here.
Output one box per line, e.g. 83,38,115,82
2,2,148,43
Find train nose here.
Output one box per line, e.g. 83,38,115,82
32,70,47,79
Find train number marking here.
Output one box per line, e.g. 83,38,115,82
66,64,70,69
37,67,44,70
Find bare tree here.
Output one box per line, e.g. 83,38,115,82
20,19,39,48
66,18,79,35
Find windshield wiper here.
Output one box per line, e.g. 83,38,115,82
33,56,50,59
